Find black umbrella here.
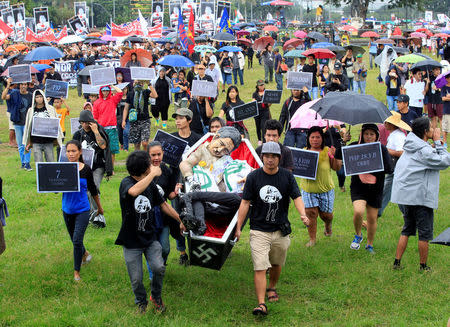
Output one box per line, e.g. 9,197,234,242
78,65,104,76
430,227,450,246
124,36,145,43
194,35,208,42
307,31,327,42
414,53,433,60
411,59,442,71
344,44,366,55
211,32,236,42
311,91,392,125
4,54,26,68
392,46,409,54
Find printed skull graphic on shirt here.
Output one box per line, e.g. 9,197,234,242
135,195,152,231
259,185,282,222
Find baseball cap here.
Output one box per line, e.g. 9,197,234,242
334,62,342,70
101,86,110,91
396,94,409,103
261,141,281,155
209,57,217,65
79,110,96,123
257,79,265,86
172,108,193,119
356,54,363,58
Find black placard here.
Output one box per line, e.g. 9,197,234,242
342,142,384,176
9,64,31,83
191,79,217,98
31,117,60,138
286,71,313,90
58,145,94,169
262,90,282,104
36,162,80,193
232,101,259,122
45,79,69,99
154,130,188,167
289,147,319,180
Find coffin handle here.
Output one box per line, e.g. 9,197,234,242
229,237,238,245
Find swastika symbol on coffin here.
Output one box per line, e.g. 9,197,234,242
192,244,218,263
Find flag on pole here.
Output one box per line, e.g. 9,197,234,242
178,7,190,52
218,8,233,34
187,7,195,54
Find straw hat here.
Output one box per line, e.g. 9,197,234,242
385,111,412,131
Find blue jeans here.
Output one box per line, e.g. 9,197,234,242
387,95,398,111
348,77,354,91
353,80,366,94
275,72,283,91
170,197,187,252
308,87,319,100
13,124,30,165
232,68,244,85
283,130,307,148
117,120,130,151
63,210,90,271
379,173,393,217
146,225,170,280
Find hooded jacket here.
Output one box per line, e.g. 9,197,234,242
92,87,123,127
391,132,450,209
23,89,63,147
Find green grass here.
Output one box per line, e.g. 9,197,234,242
0,52,449,327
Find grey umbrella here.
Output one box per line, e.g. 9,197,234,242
392,46,409,54
326,45,345,54
344,44,366,55
307,31,327,42
430,227,450,246
78,65,104,76
411,59,442,71
211,32,236,42
311,91,392,125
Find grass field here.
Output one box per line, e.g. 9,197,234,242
0,52,449,327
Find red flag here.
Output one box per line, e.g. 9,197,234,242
25,27,56,43
0,18,13,41
187,7,195,54
55,26,68,42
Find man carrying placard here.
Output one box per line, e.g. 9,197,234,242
42,64,62,84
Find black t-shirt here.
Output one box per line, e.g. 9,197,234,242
73,128,106,170
255,143,294,171
116,177,164,248
46,72,62,81
221,57,232,74
400,109,419,127
243,168,301,232
189,99,213,135
220,99,245,122
30,107,55,144
302,63,318,87
126,89,150,121
171,131,202,148
426,75,443,104
153,164,178,225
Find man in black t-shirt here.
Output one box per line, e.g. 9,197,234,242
235,142,308,316
116,151,184,313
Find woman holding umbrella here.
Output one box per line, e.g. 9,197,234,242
349,124,394,253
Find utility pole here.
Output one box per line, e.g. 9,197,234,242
113,0,116,22
91,0,94,27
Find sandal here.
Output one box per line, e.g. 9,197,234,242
252,303,268,316
266,288,279,302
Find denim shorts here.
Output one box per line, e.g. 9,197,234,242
401,205,434,241
222,72,232,85
301,189,335,213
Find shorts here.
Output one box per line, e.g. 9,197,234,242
6,111,14,129
350,181,383,209
442,114,450,133
249,229,290,271
401,205,434,241
426,103,443,119
129,118,150,145
222,73,232,85
301,189,335,213
105,128,120,154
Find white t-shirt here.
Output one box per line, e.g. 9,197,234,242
404,79,425,107
386,128,406,151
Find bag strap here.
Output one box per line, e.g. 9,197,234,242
195,102,206,131
286,98,294,130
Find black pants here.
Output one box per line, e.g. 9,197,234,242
254,110,270,142
190,192,241,224
151,104,169,121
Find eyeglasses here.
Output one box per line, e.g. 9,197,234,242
198,68,205,70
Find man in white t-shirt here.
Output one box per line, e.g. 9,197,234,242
378,111,411,217
404,68,426,117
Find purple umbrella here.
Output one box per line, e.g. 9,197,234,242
114,67,132,83
435,70,450,89
90,40,107,45
101,35,116,42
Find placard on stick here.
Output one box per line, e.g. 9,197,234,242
154,130,188,167
232,101,259,122
36,162,80,193
191,79,217,98
262,90,282,104
342,142,384,176
289,147,319,180
9,64,32,83
130,67,156,80
286,71,313,90
89,66,116,86
45,79,69,99
58,145,94,169
31,117,60,138
70,118,81,135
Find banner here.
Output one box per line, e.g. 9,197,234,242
54,59,121,86
0,14,13,41
55,25,68,42
111,20,161,38
12,3,24,41
68,16,87,36
199,0,214,32
1,7,14,31
148,23,162,38
33,7,49,33
169,0,181,28
182,0,198,24
151,0,163,27
25,26,55,42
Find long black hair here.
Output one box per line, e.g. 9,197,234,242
225,85,241,106
65,139,84,163
306,126,325,149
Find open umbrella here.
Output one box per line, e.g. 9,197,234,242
290,99,343,129
326,45,346,54
4,54,26,68
157,55,194,68
217,46,242,52
58,35,84,45
1,65,40,77
31,63,51,71
374,38,394,44
302,48,336,59
434,70,450,88
120,49,153,67
237,38,252,46
270,0,294,5
433,33,449,38
87,32,102,38
283,49,306,58
236,30,250,37
253,36,274,51
283,38,303,51
294,30,307,38
78,65,104,76
392,46,409,54
410,59,442,71
211,32,236,42
341,25,358,33
410,32,427,38
24,46,64,61
391,35,406,40
307,31,327,42
311,91,392,125
311,42,334,48
90,40,107,46
361,31,379,38
430,227,450,246
344,44,365,55
415,53,433,60
101,35,116,42
394,54,425,64
5,44,28,52
124,36,145,43
193,45,216,53
194,34,208,42
263,25,278,32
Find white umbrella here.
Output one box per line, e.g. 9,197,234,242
58,35,84,45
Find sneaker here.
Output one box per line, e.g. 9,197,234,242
162,123,167,129
81,253,92,265
24,163,32,171
419,264,432,272
154,119,160,127
179,253,189,266
151,297,166,313
21,163,25,169
137,302,147,314
350,234,363,250
392,263,403,270
365,245,375,254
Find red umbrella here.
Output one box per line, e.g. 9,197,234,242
237,38,252,46
341,25,357,32
236,30,250,37
416,28,432,37
270,0,293,5
391,35,406,40
361,31,379,38
120,49,153,67
253,36,274,51
374,38,394,44
294,30,307,38
283,38,303,51
302,48,336,59
392,27,402,36
410,32,427,38
434,33,449,38
1,65,40,76
263,25,279,32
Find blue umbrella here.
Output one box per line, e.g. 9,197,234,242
24,46,64,61
31,63,51,71
311,42,334,48
217,46,242,52
157,55,194,68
